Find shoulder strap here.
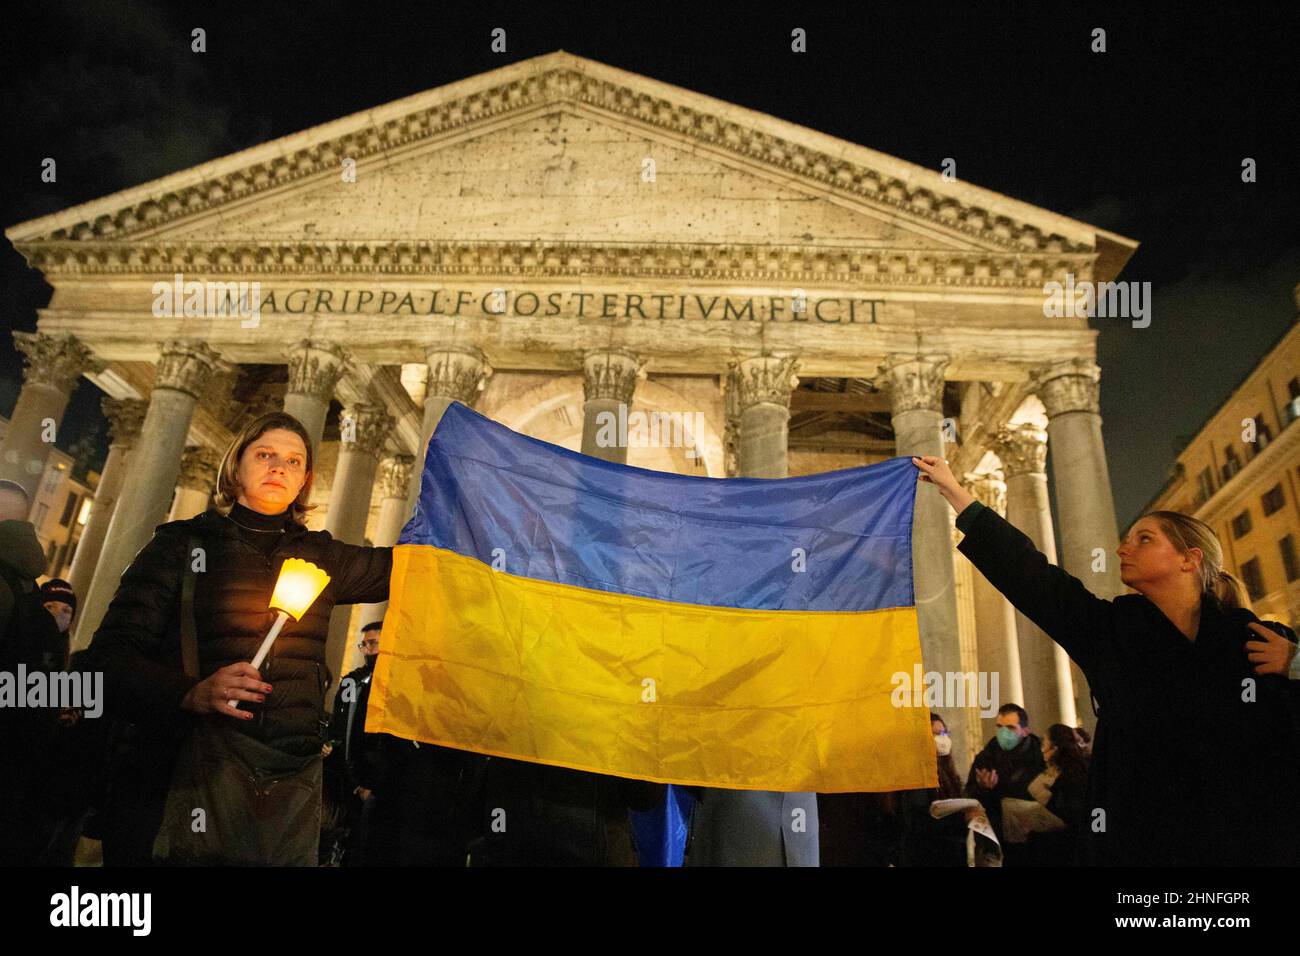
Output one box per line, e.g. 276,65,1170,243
180,534,201,679
343,682,359,771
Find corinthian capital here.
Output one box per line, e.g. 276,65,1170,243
582,349,644,405
286,341,349,404
878,353,948,416
338,403,393,459
377,454,415,500
1031,358,1101,418
177,445,221,492
101,397,148,448
990,423,1048,478
965,469,1007,516
725,354,800,413
154,341,224,398
13,333,103,393
425,347,491,407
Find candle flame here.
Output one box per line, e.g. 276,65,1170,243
268,558,331,620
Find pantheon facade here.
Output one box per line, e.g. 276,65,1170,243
2,51,1136,769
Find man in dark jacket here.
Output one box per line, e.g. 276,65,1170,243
326,620,383,786
0,479,64,864
323,620,383,864
964,703,1046,851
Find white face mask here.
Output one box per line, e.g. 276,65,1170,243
934,733,952,757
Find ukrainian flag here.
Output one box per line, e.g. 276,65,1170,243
367,402,936,793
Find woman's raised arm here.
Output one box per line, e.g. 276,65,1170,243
912,455,1115,676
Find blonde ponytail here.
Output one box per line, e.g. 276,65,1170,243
1211,568,1250,612
1143,510,1250,610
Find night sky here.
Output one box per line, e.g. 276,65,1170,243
2,1,1297,527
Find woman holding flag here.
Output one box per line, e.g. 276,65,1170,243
912,454,1300,865
86,412,393,865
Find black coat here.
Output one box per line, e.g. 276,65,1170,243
1024,768,1090,866
86,508,392,757
0,520,65,864
957,500,1300,865
326,662,379,788
964,733,1047,802
963,732,1046,847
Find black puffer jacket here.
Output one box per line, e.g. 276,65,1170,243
87,507,392,757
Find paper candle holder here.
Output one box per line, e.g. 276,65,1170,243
246,558,332,674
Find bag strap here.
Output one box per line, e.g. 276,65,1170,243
343,680,359,774
180,534,201,680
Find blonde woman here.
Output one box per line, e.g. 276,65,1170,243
913,455,1300,866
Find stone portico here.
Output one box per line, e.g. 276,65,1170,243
2,50,1136,767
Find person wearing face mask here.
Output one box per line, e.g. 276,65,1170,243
321,620,385,865
895,714,967,866
1021,723,1091,866
325,620,384,791
38,578,76,664
963,703,1046,857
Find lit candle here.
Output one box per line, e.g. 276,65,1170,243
249,558,331,671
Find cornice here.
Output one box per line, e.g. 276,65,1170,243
15,238,1096,288
1196,420,1300,527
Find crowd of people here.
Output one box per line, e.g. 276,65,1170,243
0,417,1296,867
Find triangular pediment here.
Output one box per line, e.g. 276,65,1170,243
155,109,975,251
6,50,1136,281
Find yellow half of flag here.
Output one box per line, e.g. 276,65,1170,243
367,544,937,793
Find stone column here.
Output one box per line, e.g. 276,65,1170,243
283,341,349,451
356,454,414,641
964,470,1025,744
722,373,740,478
949,509,984,757
405,348,491,520
580,349,643,464
699,353,816,866
990,424,1077,729
1032,358,1116,736
726,355,800,479
168,445,221,521
323,403,393,700
0,333,102,500
879,353,970,770
74,342,223,648
66,398,147,604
